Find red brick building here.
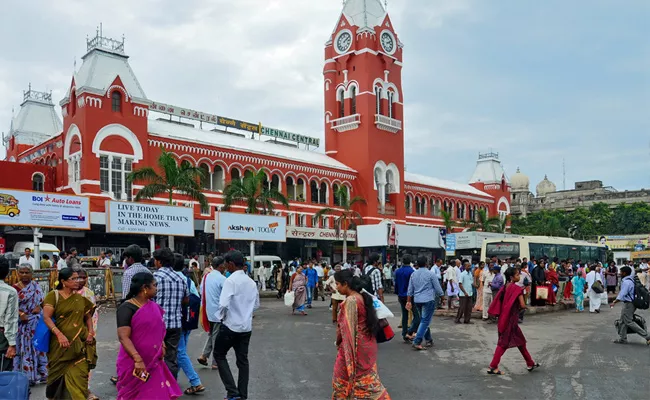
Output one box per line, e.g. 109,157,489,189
1,1,510,260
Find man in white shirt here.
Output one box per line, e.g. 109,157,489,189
342,262,351,270
18,248,36,270
189,253,200,271
197,256,227,368
314,261,325,301
56,252,67,270
99,251,112,268
257,263,267,291
214,250,260,400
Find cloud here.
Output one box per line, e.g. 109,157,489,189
0,0,648,192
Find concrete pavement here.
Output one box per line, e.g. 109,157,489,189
31,294,650,399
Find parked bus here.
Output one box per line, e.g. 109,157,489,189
481,236,607,264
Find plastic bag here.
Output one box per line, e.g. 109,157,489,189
362,289,394,319
284,291,295,307
33,315,52,353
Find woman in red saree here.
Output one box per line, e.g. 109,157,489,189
116,272,181,400
487,267,540,375
333,269,390,400
545,266,559,305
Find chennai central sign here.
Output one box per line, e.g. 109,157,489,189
150,101,320,147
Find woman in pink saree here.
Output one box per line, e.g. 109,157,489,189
116,272,181,400
487,267,540,375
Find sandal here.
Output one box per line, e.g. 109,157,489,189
412,344,426,351
527,363,541,372
197,357,208,366
487,368,504,375
184,385,206,395
109,376,118,385
87,392,100,400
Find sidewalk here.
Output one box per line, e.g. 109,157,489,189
434,293,617,318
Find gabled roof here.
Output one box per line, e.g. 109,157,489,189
405,172,492,198
72,49,147,101
10,92,62,145
342,0,386,29
147,119,356,173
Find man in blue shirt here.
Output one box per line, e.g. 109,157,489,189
304,262,319,308
394,255,417,341
611,266,650,345
406,256,444,350
197,256,227,368
455,260,475,324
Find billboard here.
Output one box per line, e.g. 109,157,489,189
106,201,194,236
0,189,90,230
215,212,286,242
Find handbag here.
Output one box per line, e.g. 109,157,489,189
375,318,394,343
591,280,604,294
283,291,295,307
33,290,59,353
536,286,549,300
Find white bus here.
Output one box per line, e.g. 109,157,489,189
480,236,607,263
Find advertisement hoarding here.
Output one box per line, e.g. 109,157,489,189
215,212,286,242
0,188,90,230
106,201,194,236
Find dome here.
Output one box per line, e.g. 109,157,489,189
536,175,557,197
510,167,529,191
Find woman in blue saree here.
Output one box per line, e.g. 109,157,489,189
12,263,48,385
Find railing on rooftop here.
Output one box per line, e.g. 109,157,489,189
87,24,125,55
478,152,499,160
23,84,53,104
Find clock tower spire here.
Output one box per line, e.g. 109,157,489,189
324,0,405,221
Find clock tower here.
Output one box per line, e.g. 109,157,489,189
324,0,405,222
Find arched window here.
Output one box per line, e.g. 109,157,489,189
405,195,412,214
310,180,319,203
111,91,122,112
296,178,305,201
199,163,211,190
271,174,280,192
319,182,328,204
213,165,225,191
333,184,341,206
244,170,253,180
287,177,296,200
32,173,44,191
387,91,395,119
231,168,241,181
350,86,357,115
375,86,382,115
180,160,191,169
338,89,345,118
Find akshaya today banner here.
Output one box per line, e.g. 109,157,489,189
0,188,90,230
106,201,194,236
216,212,286,242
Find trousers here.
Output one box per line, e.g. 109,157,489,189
413,300,436,345
178,330,201,387
164,328,182,379
455,296,473,323
201,322,221,365
618,302,650,342
489,344,535,369
482,291,493,320
213,325,252,400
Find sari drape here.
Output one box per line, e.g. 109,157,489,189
13,281,48,383
292,273,307,311
332,295,390,400
488,283,527,349
44,291,97,400
545,269,559,304
116,301,181,400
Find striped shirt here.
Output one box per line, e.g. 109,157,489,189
154,266,189,329
122,262,152,297
364,265,383,295
0,282,19,346
407,268,444,303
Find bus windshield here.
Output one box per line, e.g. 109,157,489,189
486,242,520,259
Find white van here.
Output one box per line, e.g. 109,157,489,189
246,255,284,282
13,241,61,264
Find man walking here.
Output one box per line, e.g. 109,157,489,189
586,265,604,313
0,256,18,371
406,256,443,350
611,266,650,345
198,256,227,368
364,253,385,302
121,244,151,301
395,255,417,342
66,247,79,268
214,250,260,400
153,247,189,379
314,261,325,301
18,247,35,269
305,262,318,308
455,260,474,324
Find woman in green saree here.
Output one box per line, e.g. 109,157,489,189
42,267,97,400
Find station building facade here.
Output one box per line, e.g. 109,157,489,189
1,0,510,262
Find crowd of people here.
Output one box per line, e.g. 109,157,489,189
0,248,649,399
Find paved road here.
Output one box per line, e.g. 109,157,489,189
32,295,649,399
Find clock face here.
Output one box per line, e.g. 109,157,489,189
381,32,395,54
336,31,352,53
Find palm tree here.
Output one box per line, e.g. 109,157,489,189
441,210,454,233
494,215,511,233
127,148,208,208
314,186,365,264
462,209,502,232
223,170,289,214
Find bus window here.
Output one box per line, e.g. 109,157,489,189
557,245,569,261
580,247,591,263
568,247,580,261
543,244,557,259
529,243,544,260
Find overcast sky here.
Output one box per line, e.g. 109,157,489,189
1,0,648,192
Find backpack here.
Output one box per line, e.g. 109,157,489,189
633,277,650,310
360,266,378,295
182,276,201,331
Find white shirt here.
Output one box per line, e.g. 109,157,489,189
99,257,112,267
444,267,458,283
258,266,267,280
314,265,324,278
431,265,441,280
218,270,260,333
18,255,35,269
189,259,200,270
640,262,649,271
342,262,351,270
56,259,66,270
